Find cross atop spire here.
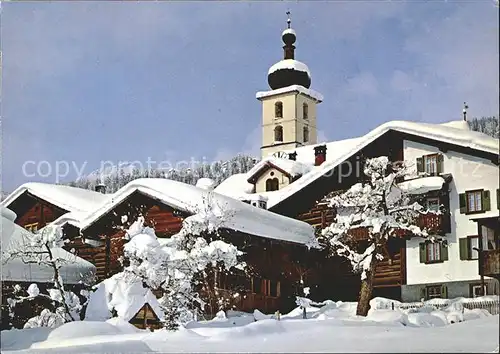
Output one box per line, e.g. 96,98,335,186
286,10,291,29
463,102,469,121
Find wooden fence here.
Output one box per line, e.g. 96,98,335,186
375,298,499,315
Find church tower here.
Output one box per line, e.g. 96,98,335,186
257,12,323,159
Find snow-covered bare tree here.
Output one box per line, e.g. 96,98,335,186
321,157,433,316
2,226,87,326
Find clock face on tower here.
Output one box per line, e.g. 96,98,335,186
272,151,289,159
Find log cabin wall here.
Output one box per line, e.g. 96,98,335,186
80,191,187,281
11,194,67,231
201,230,322,316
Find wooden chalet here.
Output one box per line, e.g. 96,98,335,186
73,178,319,316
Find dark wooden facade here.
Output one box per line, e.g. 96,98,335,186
8,192,68,231
75,190,322,315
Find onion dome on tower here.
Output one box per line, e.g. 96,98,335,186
267,11,311,90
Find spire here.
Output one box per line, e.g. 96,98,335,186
282,11,296,60
463,102,469,121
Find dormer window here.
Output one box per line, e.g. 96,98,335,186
303,103,308,120
275,101,283,118
274,125,283,142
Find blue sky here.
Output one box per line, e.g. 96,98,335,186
1,1,498,192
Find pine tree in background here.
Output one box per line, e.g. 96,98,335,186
468,116,499,138
68,154,259,193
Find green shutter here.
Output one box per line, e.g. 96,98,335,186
497,189,500,210
440,242,448,261
416,157,424,173
419,242,427,263
436,154,444,174
482,190,491,212
459,193,467,214
459,238,469,260
441,285,448,299
420,287,427,301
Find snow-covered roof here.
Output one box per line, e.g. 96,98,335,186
1,209,96,284
85,274,164,322
256,84,323,103
49,211,89,229
398,176,446,195
214,174,255,201
79,178,316,246
246,157,313,182
215,119,498,210
1,182,110,214
265,119,499,209
282,28,296,37
268,59,310,78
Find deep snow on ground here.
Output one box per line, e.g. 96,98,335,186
2,299,499,353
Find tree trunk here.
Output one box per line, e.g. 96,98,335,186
356,252,379,317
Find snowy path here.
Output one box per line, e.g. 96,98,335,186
2,315,499,353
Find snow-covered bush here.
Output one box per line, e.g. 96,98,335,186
23,309,65,329
98,192,244,330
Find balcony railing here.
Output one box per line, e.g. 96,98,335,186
479,249,500,279
418,213,450,235
345,213,450,241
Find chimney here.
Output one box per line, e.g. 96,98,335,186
289,151,297,161
95,183,106,194
314,145,327,166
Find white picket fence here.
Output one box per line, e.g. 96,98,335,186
376,298,500,315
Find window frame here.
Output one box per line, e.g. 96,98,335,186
468,235,480,260
426,285,442,300
420,240,448,264
24,222,39,233
274,125,283,142
303,126,309,143
265,178,279,191
466,189,483,214
275,101,283,119
424,154,438,175
426,242,441,263
426,197,440,213
470,283,487,298
302,103,308,120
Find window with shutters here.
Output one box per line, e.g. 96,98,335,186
459,189,490,214
416,153,444,176
419,240,448,263
425,154,438,174
459,236,480,260
467,191,482,212
427,242,441,262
